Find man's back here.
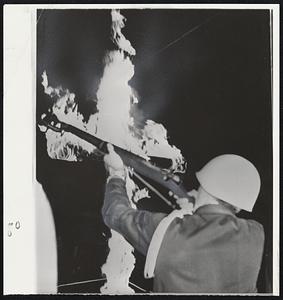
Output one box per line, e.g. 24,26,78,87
153,204,265,293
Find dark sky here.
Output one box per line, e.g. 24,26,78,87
36,9,272,293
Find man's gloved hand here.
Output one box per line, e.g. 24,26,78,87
176,189,198,212
187,189,198,199
104,143,126,180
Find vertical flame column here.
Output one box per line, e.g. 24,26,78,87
99,10,138,294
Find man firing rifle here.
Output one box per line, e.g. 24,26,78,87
102,144,264,293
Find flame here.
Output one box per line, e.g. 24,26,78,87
100,230,135,294
40,9,187,294
94,51,139,152
41,71,97,160
98,10,138,294
101,173,136,294
141,120,186,173
111,9,136,56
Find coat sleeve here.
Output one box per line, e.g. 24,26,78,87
102,177,167,256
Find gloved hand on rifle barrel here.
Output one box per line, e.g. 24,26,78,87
104,143,126,180
104,143,196,209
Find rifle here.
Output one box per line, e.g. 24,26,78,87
39,113,194,209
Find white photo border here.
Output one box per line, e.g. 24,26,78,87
3,3,280,295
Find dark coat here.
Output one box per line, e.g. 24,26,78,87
102,177,265,293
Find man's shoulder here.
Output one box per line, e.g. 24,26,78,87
237,217,265,242
239,217,264,230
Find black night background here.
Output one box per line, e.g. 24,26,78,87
36,9,272,293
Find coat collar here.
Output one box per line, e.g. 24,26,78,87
194,204,236,216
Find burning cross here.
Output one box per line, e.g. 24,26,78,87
40,9,186,294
